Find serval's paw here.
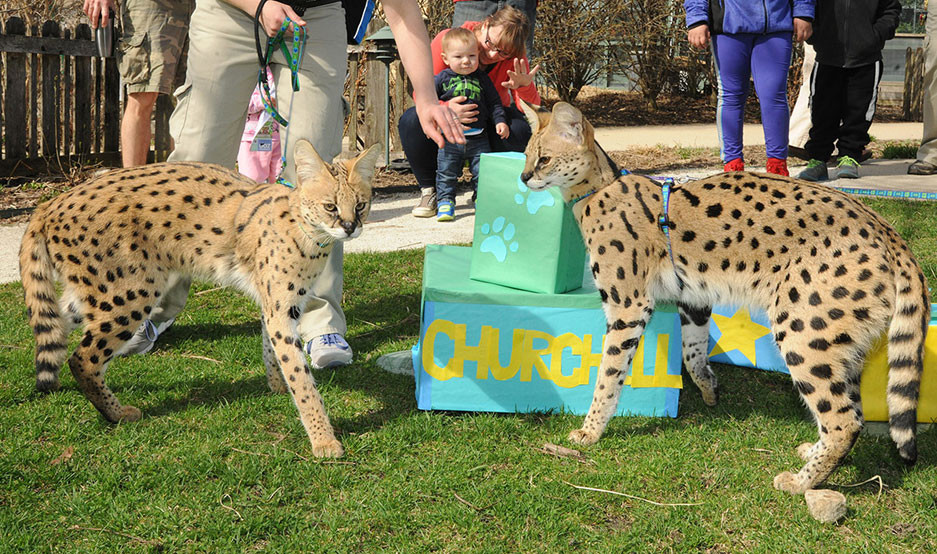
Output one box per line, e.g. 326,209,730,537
773,471,808,495
118,405,142,422
796,442,815,461
568,428,599,446
267,380,289,394
312,439,345,458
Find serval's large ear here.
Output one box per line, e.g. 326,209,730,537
345,145,380,190
294,139,331,185
518,97,549,135
551,102,585,146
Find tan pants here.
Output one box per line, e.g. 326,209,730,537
918,0,937,165
151,0,348,341
788,43,816,150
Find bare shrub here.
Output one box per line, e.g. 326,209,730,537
532,0,629,103
2,0,84,27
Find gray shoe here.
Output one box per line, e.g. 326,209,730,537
835,156,859,179
908,160,937,176
304,333,353,369
796,159,829,182
411,188,436,218
116,318,175,356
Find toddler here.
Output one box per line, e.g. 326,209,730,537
434,27,508,221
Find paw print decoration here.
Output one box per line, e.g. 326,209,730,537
479,216,519,262
515,175,555,214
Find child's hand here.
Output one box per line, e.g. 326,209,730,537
687,25,710,49
496,122,510,139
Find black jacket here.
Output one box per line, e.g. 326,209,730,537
808,0,901,68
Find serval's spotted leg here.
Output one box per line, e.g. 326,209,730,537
772,332,868,494
677,302,718,406
570,297,655,446
68,321,143,422
260,294,342,458
261,320,288,394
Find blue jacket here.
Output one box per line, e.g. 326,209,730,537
684,0,815,35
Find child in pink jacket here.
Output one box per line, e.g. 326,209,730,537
237,68,282,183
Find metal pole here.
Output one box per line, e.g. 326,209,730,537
384,61,390,166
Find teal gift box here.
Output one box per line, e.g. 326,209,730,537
470,152,587,294
412,245,682,417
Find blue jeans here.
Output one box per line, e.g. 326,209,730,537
452,0,537,56
436,133,490,202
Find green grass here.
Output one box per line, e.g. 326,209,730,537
879,140,921,160
3,199,937,551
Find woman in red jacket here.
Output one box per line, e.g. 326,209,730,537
400,6,540,217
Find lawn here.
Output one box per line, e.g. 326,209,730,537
1,198,936,551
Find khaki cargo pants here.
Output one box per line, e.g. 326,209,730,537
150,0,349,342
119,0,194,94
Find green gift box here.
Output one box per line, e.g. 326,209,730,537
470,152,587,294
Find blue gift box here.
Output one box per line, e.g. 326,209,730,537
412,245,682,417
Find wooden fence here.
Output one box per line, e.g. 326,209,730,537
0,15,412,179
904,46,926,121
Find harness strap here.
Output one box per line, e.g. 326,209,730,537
657,177,684,288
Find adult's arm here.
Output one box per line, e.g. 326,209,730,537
873,0,902,43
384,0,465,146
82,0,116,29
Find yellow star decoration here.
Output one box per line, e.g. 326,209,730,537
709,308,772,365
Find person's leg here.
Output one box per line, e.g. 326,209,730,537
267,4,349,357
435,142,462,213
750,32,792,173
789,43,816,155
399,106,441,215
121,92,159,167
711,33,754,166
836,61,881,161
803,63,842,164
466,134,490,191
912,0,937,172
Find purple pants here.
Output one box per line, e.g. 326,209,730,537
712,32,792,162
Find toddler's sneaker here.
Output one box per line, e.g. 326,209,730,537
116,318,175,356
765,157,789,176
723,158,744,172
411,188,436,218
835,156,860,179
304,333,353,369
436,200,455,222
796,159,829,182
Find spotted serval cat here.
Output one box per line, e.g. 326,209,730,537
19,141,379,458
518,101,927,494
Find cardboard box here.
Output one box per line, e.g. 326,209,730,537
708,304,937,423
413,245,682,416
469,152,586,294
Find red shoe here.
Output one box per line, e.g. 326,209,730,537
766,157,789,176
723,158,744,172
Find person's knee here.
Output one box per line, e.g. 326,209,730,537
125,92,159,115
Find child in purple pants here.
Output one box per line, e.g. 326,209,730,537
684,0,815,176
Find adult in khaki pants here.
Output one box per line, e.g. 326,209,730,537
909,0,937,175
126,0,463,368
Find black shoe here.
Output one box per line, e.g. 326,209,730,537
908,160,937,176
858,148,873,163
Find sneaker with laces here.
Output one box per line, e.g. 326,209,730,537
723,158,744,172
908,160,937,175
796,159,829,182
115,318,175,356
304,333,353,368
411,188,436,218
436,199,455,222
835,156,859,179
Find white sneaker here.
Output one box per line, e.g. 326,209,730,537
304,333,353,368
115,318,175,356
411,188,436,218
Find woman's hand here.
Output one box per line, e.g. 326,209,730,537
793,18,813,43
259,1,306,36
82,0,116,28
687,25,711,49
446,96,479,126
501,58,540,90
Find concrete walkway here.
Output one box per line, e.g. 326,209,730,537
2,122,934,285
